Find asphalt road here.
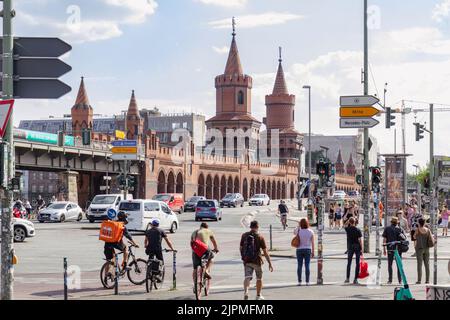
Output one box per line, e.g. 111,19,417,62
5,201,450,300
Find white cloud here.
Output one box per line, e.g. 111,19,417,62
209,12,304,29
195,0,247,8
212,46,229,54
432,0,450,22
103,0,158,24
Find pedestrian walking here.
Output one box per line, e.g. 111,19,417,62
409,205,423,257
440,205,449,237
413,218,434,284
328,203,335,229
293,218,315,286
345,217,363,285
240,220,274,300
24,200,32,219
335,203,343,230
383,217,407,285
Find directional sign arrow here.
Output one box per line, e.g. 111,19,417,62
0,58,72,78
0,79,71,99
340,118,380,129
111,147,138,154
0,100,14,139
111,140,138,147
0,37,72,57
340,106,380,118
340,95,380,107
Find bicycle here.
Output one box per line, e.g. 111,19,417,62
280,214,288,231
100,243,147,289
383,240,414,301
194,250,217,300
145,249,176,293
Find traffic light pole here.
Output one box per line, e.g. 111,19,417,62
363,0,371,254
375,190,381,286
429,104,437,285
1,0,15,300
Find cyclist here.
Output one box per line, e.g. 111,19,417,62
103,211,139,278
144,219,176,263
191,222,219,281
278,200,289,230
36,195,46,214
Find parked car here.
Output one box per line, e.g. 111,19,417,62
118,199,179,233
86,194,133,223
184,196,206,212
249,194,271,206
332,190,347,200
348,190,360,198
195,200,222,222
152,193,184,214
38,202,84,223
0,217,36,242
220,193,244,208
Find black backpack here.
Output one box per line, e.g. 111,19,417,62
397,228,409,253
241,233,258,263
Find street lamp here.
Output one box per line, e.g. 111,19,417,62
294,139,304,211
303,85,312,204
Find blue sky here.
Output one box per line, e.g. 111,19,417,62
5,0,450,172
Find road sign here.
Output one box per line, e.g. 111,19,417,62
0,58,72,78
340,106,380,118
0,79,71,99
111,147,138,154
110,154,139,161
0,37,72,57
0,100,14,138
340,118,380,129
111,140,137,147
107,208,117,220
340,95,380,107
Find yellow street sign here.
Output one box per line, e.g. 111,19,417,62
111,147,137,154
340,106,380,118
115,130,125,139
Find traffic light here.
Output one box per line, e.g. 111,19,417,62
385,107,396,128
414,123,425,141
57,131,65,147
82,128,91,146
371,166,382,191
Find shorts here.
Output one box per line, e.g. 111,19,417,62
192,250,215,269
104,242,126,261
442,219,449,228
147,250,164,263
334,214,342,221
244,263,263,281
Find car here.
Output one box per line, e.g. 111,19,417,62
86,194,133,223
118,199,179,233
152,193,185,214
184,196,206,212
195,200,222,221
332,190,347,200
249,194,271,206
220,193,245,208
348,190,360,198
38,202,84,223
0,217,35,242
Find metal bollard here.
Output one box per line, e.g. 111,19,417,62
172,251,177,290
114,254,119,295
270,225,273,251
63,257,68,300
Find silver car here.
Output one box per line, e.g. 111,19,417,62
38,202,84,223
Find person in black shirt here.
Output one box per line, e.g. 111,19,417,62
345,217,363,284
382,217,405,284
144,219,175,263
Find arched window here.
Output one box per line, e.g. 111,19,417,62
238,91,244,105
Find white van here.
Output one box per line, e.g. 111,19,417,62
118,199,179,233
86,193,133,223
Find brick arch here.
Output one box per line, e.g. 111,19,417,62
198,173,205,197
282,181,287,199
227,176,233,193
213,175,220,200
250,178,255,198
234,177,240,193
267,180,271,198
167,171,175,194
220,176,227,199
277,181,281,200
176,172,183,194
290,182,295,199
243,178,249,201
157,170,166,194
206,174,213,199
261,180,266,195
256,179,261,194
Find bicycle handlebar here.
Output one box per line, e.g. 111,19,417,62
164,249,177,253
383,240,408,247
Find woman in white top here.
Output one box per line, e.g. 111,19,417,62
293,218,315,285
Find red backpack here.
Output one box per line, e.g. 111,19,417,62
191,230,208,258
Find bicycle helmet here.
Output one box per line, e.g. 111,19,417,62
117,211,128,222
151,219,160,227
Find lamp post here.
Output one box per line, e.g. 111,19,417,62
303,86,312,204
295,139,304,211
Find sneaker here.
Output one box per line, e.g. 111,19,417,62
256,295,265,300
387,281,392,285
344,279,350,284
244,294,249,300
306,282,310,286
411,253,416,257
297,282,302,286
353,279,359,285
415,281,421,285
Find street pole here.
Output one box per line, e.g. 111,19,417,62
317,174,324,285
375,191,381,286
297,143,302,211
429,104,437,285
363,0,371,254
1,0,15,300
123,111,128,199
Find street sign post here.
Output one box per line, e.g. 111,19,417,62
0,37,72,58
340,95,379,107
340,118,380,129
110,154,138,161
111,140,137,147
0,100,14,138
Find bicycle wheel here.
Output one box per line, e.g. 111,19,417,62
194,267,203,300
100,261,116,289
145,270,153,293
154,266,165,290
127,258,147,285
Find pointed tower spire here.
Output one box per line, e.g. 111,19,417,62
224,17,243,76
127,89,140,117
272,47,289,95
74,76,91,109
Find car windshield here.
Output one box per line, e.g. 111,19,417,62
47,203,67,209
119,202,141,211
197,201,215,208
224,194,233,199
253,195,264,198
153,194,171,201
188,197,202,202
92,195,116,205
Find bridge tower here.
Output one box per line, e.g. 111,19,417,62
71,77,93,137
126,90,144,143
